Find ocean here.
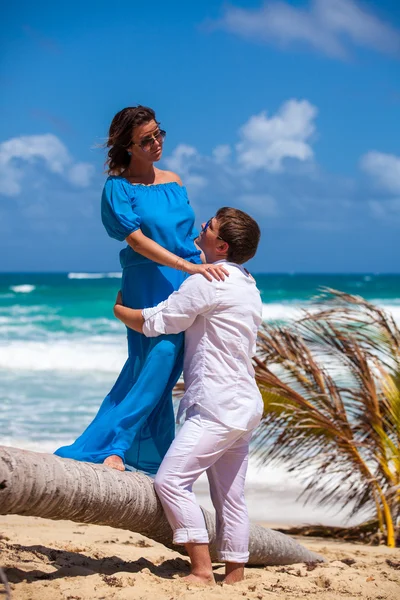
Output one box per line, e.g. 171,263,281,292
1,272,399,526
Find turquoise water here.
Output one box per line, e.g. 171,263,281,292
1,271,399,453
1,271,398,524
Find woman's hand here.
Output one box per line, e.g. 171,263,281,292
125,230,229,282
185,262,229,282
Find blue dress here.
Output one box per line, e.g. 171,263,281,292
55,176,201,474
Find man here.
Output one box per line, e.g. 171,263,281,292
113,207,263,585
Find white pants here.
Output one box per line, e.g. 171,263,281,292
154,405,254,563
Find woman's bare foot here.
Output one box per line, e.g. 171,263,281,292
103,455,125,471
182,572,215,586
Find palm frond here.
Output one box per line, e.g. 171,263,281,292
253,289,400,545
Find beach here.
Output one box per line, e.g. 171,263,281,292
1,272,400,597
1,515,399,600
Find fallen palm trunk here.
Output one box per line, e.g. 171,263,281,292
0,446,324,566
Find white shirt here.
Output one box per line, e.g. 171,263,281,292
142,261,263,431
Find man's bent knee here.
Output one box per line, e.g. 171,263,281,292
154,472,175,500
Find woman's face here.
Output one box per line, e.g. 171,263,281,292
130,119,165,164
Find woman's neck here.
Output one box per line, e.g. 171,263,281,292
124,161,156,183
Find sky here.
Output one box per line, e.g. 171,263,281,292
1,0,399,273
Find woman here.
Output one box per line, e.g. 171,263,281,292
55,105,227,473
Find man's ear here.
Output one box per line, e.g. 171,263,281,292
216,241,229,255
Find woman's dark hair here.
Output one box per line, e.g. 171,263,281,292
106,105,157,174
216,207,260,264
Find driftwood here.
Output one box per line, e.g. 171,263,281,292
0,446,324,566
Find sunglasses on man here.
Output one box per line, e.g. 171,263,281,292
202,219,226,243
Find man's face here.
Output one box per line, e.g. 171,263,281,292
197,217,225,259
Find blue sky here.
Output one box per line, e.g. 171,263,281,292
1,0,399,273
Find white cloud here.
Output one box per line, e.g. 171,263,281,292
236,99,317,172
360,151,400,221
164,144,208,195
163,99,318,218
0,134,95,196
239,194,279,217
212,144,231,164
68,162,95,187
360,151,400,194
0,134,70,173
369,198,400,220
0,164,22,196
216,0,400,59
162,100,379,231
164,144,198,173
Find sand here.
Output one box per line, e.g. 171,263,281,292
0,515,399,600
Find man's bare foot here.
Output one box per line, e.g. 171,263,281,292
223,562,245,585
103,455,125,471
182,543,215,586
223,572,244,584
182,572,215,586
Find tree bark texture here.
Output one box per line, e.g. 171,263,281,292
0,446,324,566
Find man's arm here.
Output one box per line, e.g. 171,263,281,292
114,275,217,338
113,291,144,333
142,275,216,337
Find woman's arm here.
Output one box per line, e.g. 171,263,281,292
113,291,144,333
126,229,227,282
102,175,225,281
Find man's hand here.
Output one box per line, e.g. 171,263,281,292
113,290,123,319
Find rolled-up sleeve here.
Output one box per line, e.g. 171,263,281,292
142,275,217,337
101,178,141,242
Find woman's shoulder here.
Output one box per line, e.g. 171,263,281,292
103,175,130,192
103,176,142,204
105,172,183,187
102,172,188,202
155,168,183,187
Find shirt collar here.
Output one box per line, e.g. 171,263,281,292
212,259,252,278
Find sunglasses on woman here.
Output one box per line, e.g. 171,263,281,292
131,129,166,152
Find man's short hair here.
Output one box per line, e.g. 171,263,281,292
216,207,260,264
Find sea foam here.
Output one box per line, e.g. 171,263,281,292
1,302,399,373
68,272,122,279
0,337,126,372
262,301,400,325
10,285,36,293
